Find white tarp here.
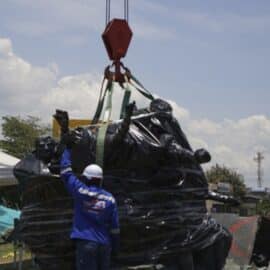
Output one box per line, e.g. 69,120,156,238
0,151,19,186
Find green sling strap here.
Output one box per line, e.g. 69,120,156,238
93,73,154,167
95,81,114,167
92,80,111,124
120,81,131,119
130,74,154,101
95,123,108,168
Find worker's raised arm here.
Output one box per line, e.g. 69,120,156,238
110,202,120,255
60,149,85,197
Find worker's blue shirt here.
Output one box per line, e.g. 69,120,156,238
60,149,120,249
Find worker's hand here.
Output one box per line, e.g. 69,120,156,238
54,109,69,133
62,129,83,149
125,101,136,118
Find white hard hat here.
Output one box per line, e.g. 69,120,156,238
82,164,103,180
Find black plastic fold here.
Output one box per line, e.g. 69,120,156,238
14,99,232,270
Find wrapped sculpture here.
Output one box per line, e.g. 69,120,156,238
14,98,233,270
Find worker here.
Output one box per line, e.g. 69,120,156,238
60,148,120,270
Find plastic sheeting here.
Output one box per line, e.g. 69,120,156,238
0,205,20,236
251,217,270,267
0,151,19,187
213,214,259,266
14,99,232,270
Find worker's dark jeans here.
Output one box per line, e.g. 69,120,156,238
76,239,111,270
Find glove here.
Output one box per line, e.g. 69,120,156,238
54,109,69,134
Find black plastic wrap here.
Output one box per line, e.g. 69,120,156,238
14,99,232,269
251,217,270,267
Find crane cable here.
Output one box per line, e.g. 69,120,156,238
106,0,129,25
106,0,110,25
124,0,129,22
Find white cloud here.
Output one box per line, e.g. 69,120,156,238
189,119,221,136
0,38,92,120
0,37,269,188
188,137,209,150
0,38,149,121
0,38,13,57
179,114,270,188
168,99,190,120
0,39,57,117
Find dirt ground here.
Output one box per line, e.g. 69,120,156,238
1,244,269,270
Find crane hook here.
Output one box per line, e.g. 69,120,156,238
103,0,132,84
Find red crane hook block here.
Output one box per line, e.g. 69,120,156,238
102,19,133,62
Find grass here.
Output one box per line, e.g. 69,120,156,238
0,243,14,264
0,243,33,266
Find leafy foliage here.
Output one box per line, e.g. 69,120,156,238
257,197,270,217
0,116,50,158
206,164,247,199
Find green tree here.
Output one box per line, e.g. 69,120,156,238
0,116,50,158
206,164,247,199
257,198,270,217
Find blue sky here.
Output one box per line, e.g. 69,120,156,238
1,0,270,120
0,0,269,187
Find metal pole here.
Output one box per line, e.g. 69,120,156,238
254,152,264,188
